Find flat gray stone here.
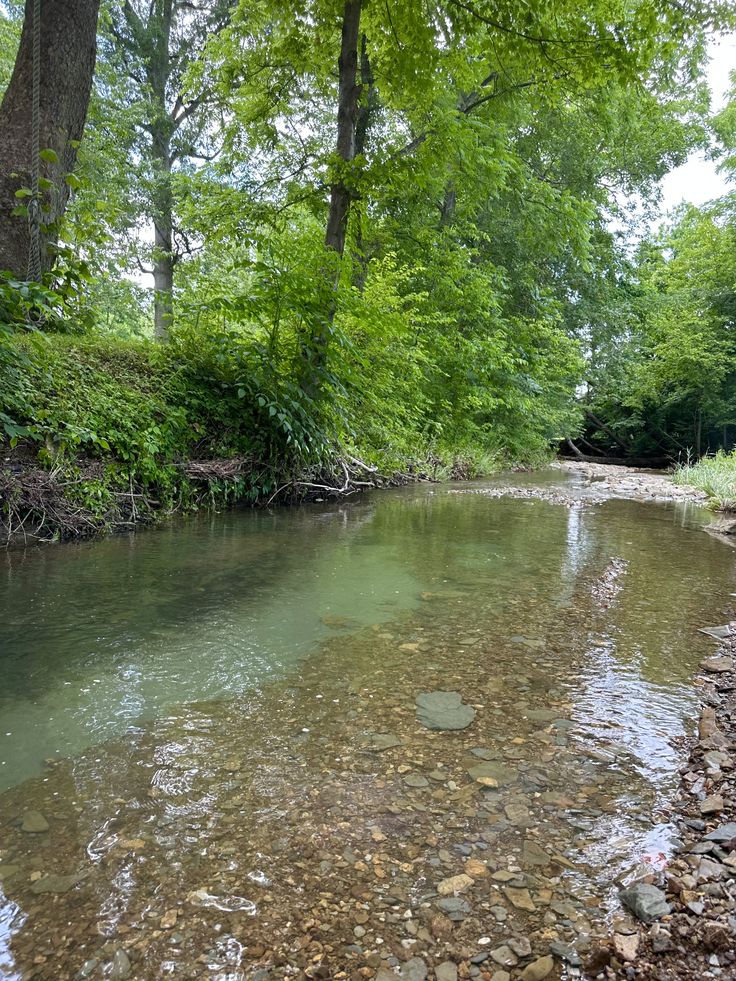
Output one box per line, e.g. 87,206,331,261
21,810,49,833
705,822,736,842
435,963,458,981
366,733,402,752
31,872,83,894
701,656,734,674
467,761,518,786
699,625,732,641
416,691,475,731
400,958,427,981
619,883,670,922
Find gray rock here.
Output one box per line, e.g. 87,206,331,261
701,656,734,674
75,960,98,979
705,822,736,842
467,761,518,786
416,691,475,731
31,872,83,894
404,774,429,788
699,625,732,641
401,958,427,981
549,941,581,966
367,733,403,752
490,946,517,968
109,949,132,981
435,963,457,981
619,883,670,922
21,810,49,833
436,896,472,921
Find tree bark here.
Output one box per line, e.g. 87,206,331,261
324,0,362,258
0,0,100,277
302,0,361,393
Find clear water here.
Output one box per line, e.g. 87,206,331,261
0,470,733,980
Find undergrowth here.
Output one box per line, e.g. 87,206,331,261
0,333,519,543
673,451,736,509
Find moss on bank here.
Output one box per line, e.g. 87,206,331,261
0,335,524,545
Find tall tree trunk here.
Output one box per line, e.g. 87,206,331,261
0,0,100,277
353,32,376,292
324,0,362,258
303,0,361,393
151,126,174,340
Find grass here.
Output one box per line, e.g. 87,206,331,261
673,451,736,509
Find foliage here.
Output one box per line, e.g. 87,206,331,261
3,0,736,539
674,451,736,509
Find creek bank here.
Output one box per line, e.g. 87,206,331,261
600,625,736,981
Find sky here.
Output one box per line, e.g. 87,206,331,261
659,33,736,211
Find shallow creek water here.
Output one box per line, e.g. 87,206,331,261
0,470,734,980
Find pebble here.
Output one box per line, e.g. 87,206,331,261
437,874,474,896
109,949,131,981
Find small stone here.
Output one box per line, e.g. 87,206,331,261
613,933,639,961
489,946,517,968
367,734,402,752
109,949,131,981
21,810,49,833
549,941,581,966
437,874,474,896
31,873,82,894
464,858,487,878
503,887,536,912
619,883,670,922
705,822,736,842
521,840,551,868
160,909,178,929
700,795,725,815
416,691,475,731
436,897,471,921
520,956,554,981
404,774,429,788
467,762,518,786
435,963,457,981
401,958,427,981
489,974,510,981
507,937,531,957
701,656,734,674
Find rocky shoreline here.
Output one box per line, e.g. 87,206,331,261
601,625,736,980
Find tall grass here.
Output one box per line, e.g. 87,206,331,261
673,450,736,509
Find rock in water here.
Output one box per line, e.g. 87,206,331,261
619,882,670,922
21,810,49,833
30,873,82,894
701,655,734,674
109,949,131,981
520,956,554,981
415,691,475,731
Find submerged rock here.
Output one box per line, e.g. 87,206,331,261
416,691,475,731
619,883,670,922
467,761,517,787
21,809,49,833
520,957,554,981
31,872,82,894
701,655,734,674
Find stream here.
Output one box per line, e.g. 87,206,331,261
0,467,734,980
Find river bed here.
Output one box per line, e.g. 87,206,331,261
0,468,733,980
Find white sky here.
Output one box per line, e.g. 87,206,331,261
659,34,736,210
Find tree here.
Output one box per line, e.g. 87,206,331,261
107,0,232,339
0,0,101,277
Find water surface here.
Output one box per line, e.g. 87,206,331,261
0,470,733,980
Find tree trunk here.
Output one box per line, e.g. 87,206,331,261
151,127,174,340
352,32,375,292
695,405,702,458
302,0,361,393
324,0,362,258
0,0,100,277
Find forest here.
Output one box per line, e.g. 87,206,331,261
1,0,736,536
